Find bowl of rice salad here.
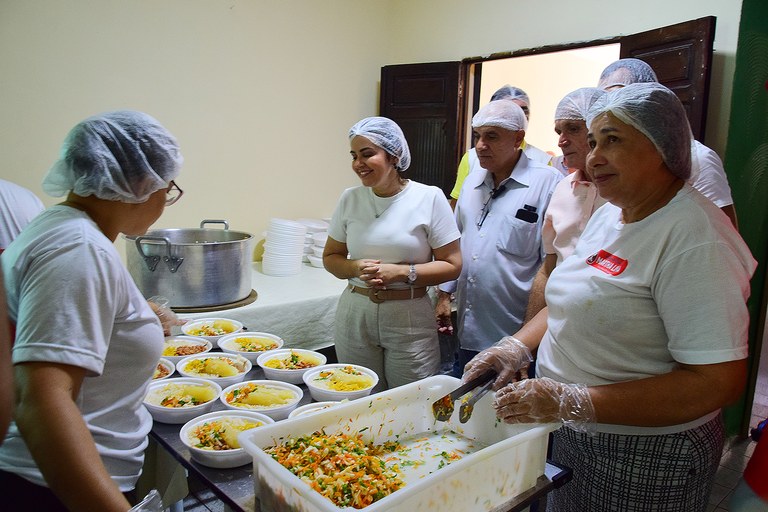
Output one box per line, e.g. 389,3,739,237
161,336,213,364
181,317,244,342
179,410,274,468
257,348,327,384
143,377,222,424
176,353,252,388
220,380,303,420
302,363,378,402
152,358,175,380
217,332,284,363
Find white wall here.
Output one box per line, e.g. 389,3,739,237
0,0,393,254
0,0,742,257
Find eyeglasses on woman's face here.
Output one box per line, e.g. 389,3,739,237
165,180,183,206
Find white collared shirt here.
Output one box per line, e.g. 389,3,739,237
442,153,562,351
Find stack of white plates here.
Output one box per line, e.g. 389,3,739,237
262,218,307,276
296,219,329,265
296,218,329,234
307,231,328,268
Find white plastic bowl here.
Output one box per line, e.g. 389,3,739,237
161,336,213,364
311,245,324,258
306,254,323,268
257,348,327,385
152,358,175,380
144,377,222,424
181,318,244,342
287,400,345,419
220,380,303,420
217,332,284,363
312,231,328,246
179,410,274,468
177,353,252,387
302,363,379,402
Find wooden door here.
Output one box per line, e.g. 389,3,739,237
620,16,716,141
379,17,715,200
379,62,464,197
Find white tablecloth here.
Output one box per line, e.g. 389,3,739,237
177,262,347,350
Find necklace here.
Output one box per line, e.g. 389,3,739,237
370,180,408,218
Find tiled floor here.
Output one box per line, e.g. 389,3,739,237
177,351,768,512
710,343,768,512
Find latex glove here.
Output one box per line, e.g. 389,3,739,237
493,377,596,433
462,336,533,390
148,296,185,336
129,489,163,511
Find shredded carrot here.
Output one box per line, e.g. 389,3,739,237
265,430,404,509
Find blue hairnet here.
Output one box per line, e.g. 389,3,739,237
597,58,658,90
554,87,607,121
43,111,182,203
587,83,692,180
349,116,411,171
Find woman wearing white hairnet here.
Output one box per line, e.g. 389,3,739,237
324,116,461,391
463,84,755,511
0,111,184,510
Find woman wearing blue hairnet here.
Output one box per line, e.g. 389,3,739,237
0,111,184,510
323,116,462,391
463,84,756,511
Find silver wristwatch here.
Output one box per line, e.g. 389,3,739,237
406,263,417,285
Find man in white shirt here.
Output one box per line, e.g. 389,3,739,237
524,87,607,322
436,100,562,372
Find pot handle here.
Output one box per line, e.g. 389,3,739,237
200,219,229,230
134,236,184,273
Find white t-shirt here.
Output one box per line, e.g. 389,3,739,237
328,180,460,289
0,179,44,249
0,206,162,490
689,140,733,207
537,185,756,434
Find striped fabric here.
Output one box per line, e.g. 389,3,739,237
547,415,724,511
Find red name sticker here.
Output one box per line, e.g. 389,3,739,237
586,250,628,276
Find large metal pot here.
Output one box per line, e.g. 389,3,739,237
125,220,254,308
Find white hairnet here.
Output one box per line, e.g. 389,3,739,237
472,100,527,132
597,58,658,90
349,116,411,171
554,87,607,121
587,82,692,180
491,85,530,105
43,110,182,203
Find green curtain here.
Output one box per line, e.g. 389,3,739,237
722,0,768,436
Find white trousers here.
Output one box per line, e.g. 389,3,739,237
333,286,440,391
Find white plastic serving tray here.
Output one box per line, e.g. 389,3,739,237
240,374,558,512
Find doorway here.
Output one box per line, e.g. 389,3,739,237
472,43,620,155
